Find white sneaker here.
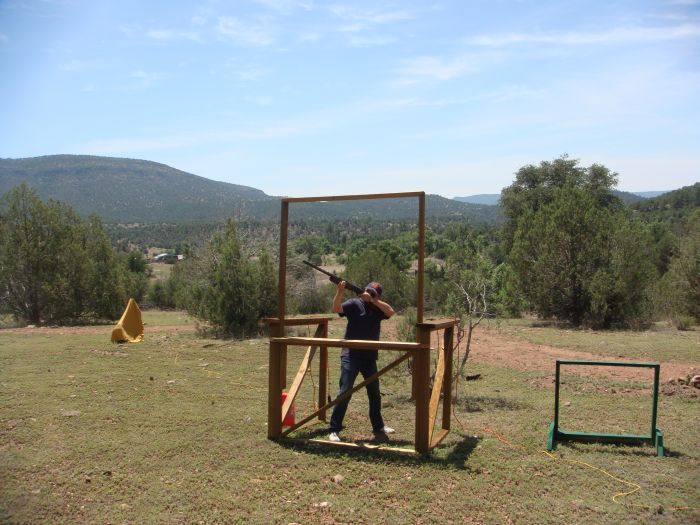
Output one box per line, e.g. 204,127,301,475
377,425,395,435
328,432,341,442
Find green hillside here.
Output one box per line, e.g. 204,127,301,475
0,155,274,222
0,155,501,223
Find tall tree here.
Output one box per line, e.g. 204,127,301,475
502,157,655,327
172,219,265,337
508,186,654,327
0,184,145,324
657,210,700,325
500,155,619,252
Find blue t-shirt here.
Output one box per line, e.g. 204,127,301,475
339,297,388,360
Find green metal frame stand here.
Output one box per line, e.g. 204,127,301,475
547,360,664,457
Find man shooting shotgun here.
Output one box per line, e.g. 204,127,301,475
302,259,396,442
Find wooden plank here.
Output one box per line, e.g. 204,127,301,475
267,338,282,439
277,200,289,321
416,318,461,330
263,316,332,327
271,337,428,351
417,192,425,323
282,192,424,204
282,324,324,422
442,327,454,431
414,327,431,453
277,200,289,389
318,322,329,422
428,344,446,438
286,437,418,455
281,352,411,436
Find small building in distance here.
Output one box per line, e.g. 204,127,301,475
152,253,182,264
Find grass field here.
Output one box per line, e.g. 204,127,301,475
1,311,698,524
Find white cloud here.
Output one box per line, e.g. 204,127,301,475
329,5,415,25
118,24,140,37
254,0,313,12
348,34,396,47
337,22,366,33
80,123,314,155
467,24,700,47
0,33,8,43
126,70,160,90
224,58,268,81
217,16,275,46
78,95,455,156
581,154,700,191
299,31,321,42
395,55,476,84
59,59,97,72
245,95,273,106
146,29,201,42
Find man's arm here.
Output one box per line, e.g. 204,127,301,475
371,297,395,318
332,281,346,314
360,291,395,318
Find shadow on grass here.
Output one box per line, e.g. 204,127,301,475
563,442,687,458
278,432,483,471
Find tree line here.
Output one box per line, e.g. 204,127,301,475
1,157,698,334
0,184,149,324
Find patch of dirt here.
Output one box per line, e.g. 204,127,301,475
383,318,698,398
465,327,695,379
525,375,654,395
465,327,699,398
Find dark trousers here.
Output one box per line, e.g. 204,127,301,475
329,356,385,433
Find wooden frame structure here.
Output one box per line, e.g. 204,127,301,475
266,192,460,454
547,360,664,457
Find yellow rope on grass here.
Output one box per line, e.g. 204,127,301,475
540,449,641,503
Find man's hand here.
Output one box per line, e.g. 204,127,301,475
359,291,373,303
332,281,346,313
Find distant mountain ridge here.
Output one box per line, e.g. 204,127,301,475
454,189,671,206
0,155,500,223
0,155,275,222
453,194,501,205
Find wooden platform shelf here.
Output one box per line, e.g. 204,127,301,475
266,192,461,454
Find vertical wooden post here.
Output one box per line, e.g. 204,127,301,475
417,192,425,324
442,326,454,430
267,324,283,439
318,320,329,421
411,192,426,403
414,325,431,453
278,200,289,389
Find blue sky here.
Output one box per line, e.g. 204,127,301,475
1,0,698,198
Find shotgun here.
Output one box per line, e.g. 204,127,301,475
302,260,365,295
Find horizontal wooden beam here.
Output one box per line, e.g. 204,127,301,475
263,316,332,327
416,318,461,330
272,337,429,351
286,437,417,455
282,192,424,204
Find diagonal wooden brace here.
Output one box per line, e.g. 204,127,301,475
281,351,411,437
428,343,446,439
282,324,325,422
